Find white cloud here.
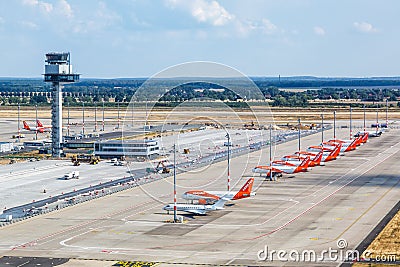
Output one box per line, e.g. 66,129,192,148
22,0,53,13
261,19,277,34
19,20,39,29
314,26,325,36
236,18,277,36
353,21,378,33
57,0,73,18
165,0,281,38
165,0,234,26
72,2,121,34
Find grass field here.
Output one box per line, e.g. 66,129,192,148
1,106,399,126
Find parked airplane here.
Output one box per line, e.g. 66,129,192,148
182,178,255,203
325,135,363,152
355,130,380,138
163,197,228,215
306,143,341,162
353,132,369,143
36,120,52,131
272,157,311,173
281,151,324,167
253,157,310,176
23,121,49,133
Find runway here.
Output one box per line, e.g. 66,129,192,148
0,127,399,266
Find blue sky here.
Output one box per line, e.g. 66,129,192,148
0,0,399,78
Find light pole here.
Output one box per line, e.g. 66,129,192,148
35,104,38,140
269,124,273,181
102,100,105,132
131,98,135,128
17,103,20,142
82,101,85,135
386,99,389,127
333,111,336,139
376,103,379,135
94,103,97,132
173,143,177,222
349,106,352,140
321,113,324,143
226,132,231,191
298,118,301,151
363,104,366,132
117,102,120,129
67,102,70,137
145,98,148,128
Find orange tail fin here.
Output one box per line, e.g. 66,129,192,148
312,151,323,166
23,121,30,130
232,178,254,200
36,119,43,127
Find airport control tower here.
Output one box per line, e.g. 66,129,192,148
44,52,80,157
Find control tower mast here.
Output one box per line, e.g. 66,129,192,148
44,52,80,157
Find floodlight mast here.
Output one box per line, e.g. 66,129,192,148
44,52,80,157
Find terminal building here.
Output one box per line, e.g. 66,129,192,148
0,142,14,153
94,139,160,159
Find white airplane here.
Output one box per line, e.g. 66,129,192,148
181,178,255,203
355,130,381,138
163,197,228,215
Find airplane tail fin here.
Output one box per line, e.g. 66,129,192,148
213,197,228,209
299,157,310,168
330,144,341,158
296,157,310,172
23,121,30,130
232,178,254,200
313,151,323,166
36,119,43,127
354,135,363,146
362,132,369,143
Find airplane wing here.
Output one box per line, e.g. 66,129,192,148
185,209,207,215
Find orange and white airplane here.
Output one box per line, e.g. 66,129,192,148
324,135,363,153
281,151,324,167
182,178,255,203
36,120,52,131
252,165,284,179
356,132,369,143
306,143,341,162
253,157,310,176
272,157,311,173
23,121,50,133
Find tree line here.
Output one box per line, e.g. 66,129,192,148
0,78,399,107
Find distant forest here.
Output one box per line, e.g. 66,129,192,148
0,77,400,108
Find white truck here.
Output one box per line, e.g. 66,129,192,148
64,171,79,180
